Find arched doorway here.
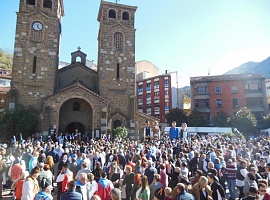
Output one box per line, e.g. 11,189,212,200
113,119,121,129
65,122,85,134
59,98,92,134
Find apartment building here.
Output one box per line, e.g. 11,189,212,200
190,74,268,123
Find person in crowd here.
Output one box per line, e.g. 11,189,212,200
11,171,29,200
34,178,53,200
111,188,121,200
176,183,195,200
92,162,102,182
38,164,53,187
169,121,179,141
207,173,225,200
60,181,82,200
87,173,98,199
76,162,91,180
191,169,203,186
95,171,114,200
150,174,163,200
21,166,40,200
240,186,258,200
159,163,168,188
131,173,141,200
191,176,212,200
236,160,248,199
257,183,270,200
243,172,258,196
122,165,134,200
75,172,89,200
225,159,237,200
56,162,73,200
137,175,150,200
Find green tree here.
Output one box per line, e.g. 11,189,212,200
188,109,207,127
213,111,231,127
165,108,188,126
231,107,257,135
261,113,270,129
0,106,38,141
113,127,128,139
0,48,13,69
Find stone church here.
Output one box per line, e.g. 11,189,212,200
10,0,156,139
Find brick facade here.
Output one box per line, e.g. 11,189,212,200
190,74,268,123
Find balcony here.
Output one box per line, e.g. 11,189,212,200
146,87,151,91
138,109,143,112
194,94,210,100
246,105,265,112
164,83,169,87
154,85,159,89
147,108,151,113
245,92,263,98
196,107,210,113
146,97,151,101
165,106,170,110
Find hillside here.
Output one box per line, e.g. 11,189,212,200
225,56,270,78
0,48,13,69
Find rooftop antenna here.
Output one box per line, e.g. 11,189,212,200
208,69,210,76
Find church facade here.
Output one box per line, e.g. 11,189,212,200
10,0,154,139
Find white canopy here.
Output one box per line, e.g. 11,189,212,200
164,127,232,135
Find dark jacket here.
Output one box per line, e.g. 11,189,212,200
122,172,134,189
60,190,82,200
47,150,60,164
240,195,257,200
145,166,157,184
210,181,225,200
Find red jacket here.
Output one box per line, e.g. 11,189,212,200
263,192,270,200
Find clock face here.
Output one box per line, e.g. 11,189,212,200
32,21,43,31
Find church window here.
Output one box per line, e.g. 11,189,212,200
73,102,80,111
114,32,123,51
43,0,52,8
117,63,120,79
76,56,82,63
109,9,116,18
32,56,37,73
122,11,129,20
27,0,35,5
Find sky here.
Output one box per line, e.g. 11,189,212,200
1,0,270,87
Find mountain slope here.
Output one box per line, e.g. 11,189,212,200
224,56,270,78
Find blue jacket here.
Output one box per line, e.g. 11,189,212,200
145,166,157,184
60,190,82,200
177,191,195,200
169,127,179,140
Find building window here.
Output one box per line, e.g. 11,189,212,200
138,105,143,109
147,103,151,108
27,0,35,5
32,56,37,73
116,63,120,79
164,80,169,87
155,103,160,107
215,86,222,94
114,32,123,51
1,70,7,75
165,90,169,95
231,85,238,93
122,11,129,20
154,92,160,97
146,93,151,98
245,83,262,93
146,83,151,91
155,115,160,119
216,99,222,107
73,102,80,111
197,86,208,94
232,98,239,107
109,9,116,18
138,85,143,93
43,0,52,8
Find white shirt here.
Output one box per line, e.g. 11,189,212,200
236,168,248,187
88,181,98,199
21,179,38,200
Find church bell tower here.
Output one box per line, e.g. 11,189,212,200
10,0,64,111
97,1,137,138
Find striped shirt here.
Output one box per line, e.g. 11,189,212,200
225,165,237,179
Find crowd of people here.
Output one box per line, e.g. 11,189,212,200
0,121,270,200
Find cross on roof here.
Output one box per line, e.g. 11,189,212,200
77,46,81,50
115,0,120,3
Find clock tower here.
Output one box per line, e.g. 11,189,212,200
10,0,64,111
97,1,137,138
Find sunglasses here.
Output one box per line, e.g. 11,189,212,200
260,190,266,192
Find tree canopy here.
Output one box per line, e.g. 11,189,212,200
213,111,231,127
0,48,13,69
165,108,188,126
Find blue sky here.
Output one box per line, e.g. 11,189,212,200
1,0,270,86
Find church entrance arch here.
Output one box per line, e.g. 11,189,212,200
113,120,121,129
65,122,85,134
59,98,92,135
